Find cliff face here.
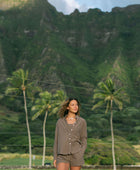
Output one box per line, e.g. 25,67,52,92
0,0,139,103
0,0,30,10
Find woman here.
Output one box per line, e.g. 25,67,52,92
53,98,87,170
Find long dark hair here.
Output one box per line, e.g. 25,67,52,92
58,98,80,118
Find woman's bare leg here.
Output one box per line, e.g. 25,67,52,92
70,166,81,170
57,162,70,170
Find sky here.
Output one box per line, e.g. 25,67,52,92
48,0,140,14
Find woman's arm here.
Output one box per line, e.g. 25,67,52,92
80,119,87,154
53,160,56,168
53,122,58,162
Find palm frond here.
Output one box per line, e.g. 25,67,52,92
93,93,106,100
104,95,111,101
114,88,130,103
98,81,111,93
92,100,104,110
106,78,114,93
49,107,59,116
32,108,45,120
40,91,52,101
105,101,110,114
31,105,42,111
114,87,123,96
5,87,21,95
54,90,66,100
113,97,123,110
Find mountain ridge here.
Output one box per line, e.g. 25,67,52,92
0,0,139,106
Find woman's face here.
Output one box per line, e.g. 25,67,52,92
67,100,79,114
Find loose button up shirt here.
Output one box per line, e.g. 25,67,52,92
53,115,87,160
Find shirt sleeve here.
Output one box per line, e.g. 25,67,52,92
80,119,87,154
53,121,58,160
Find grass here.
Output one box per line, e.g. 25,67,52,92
0,153,53,166
0,157,41,166
0,154,140,170
0,153,128,170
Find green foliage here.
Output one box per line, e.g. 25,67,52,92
86,155,101,165
85,137,139,165
7,136,28,153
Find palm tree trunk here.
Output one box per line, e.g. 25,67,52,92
42,111,48,166
110,99,116,170
23,90,32,169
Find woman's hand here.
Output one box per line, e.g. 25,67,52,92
53,159,56,168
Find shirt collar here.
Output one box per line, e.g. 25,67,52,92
64,115,79,120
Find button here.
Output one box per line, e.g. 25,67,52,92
69,143,71,144
71,129,73,131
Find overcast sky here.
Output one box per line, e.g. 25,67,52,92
48,0,140,14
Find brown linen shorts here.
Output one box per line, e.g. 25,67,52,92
57,152,84,167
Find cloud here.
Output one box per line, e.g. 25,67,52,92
48,0,80,14
48,0,140,14
88,0,140,12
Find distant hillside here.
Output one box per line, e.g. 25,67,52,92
0,0,140,142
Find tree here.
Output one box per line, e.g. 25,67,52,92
6,69,40,169
32,90,66,166
92,78,129,170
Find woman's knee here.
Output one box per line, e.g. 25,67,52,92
57,162,70,170
70,166,81,170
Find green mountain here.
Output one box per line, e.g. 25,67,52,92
0,0,140,152
0,0,139,98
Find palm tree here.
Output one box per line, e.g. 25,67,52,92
6,69,40,169
92,78,129,170
32,90,66,166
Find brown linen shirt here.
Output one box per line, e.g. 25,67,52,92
53,115,87,160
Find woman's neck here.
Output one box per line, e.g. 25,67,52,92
67,112,76,118
66,113,76,124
